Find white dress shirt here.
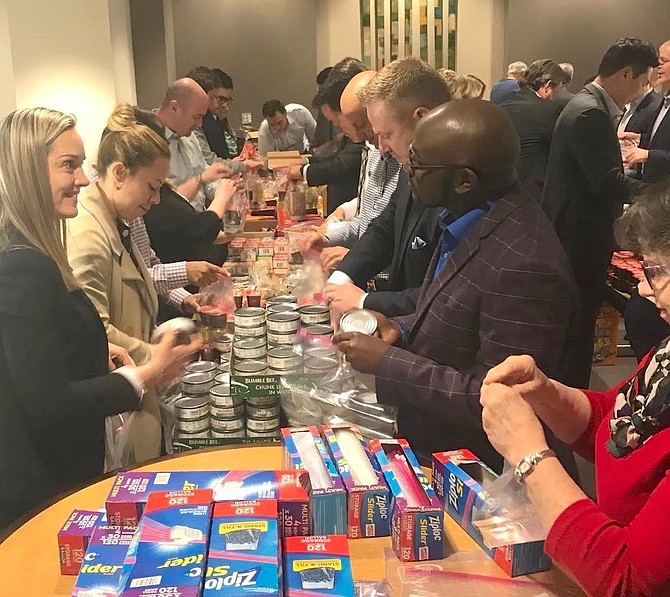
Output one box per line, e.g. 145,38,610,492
257,104,317,155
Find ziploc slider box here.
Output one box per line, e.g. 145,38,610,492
281,426,347,535
432,449,551,577
284,535,354,597
370,438,444,562
106,470,311,537
118,489,212,596
71,525,135,597
321,424,390,539
58,509,105,575
204,499,281,596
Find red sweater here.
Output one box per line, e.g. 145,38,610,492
545,351,670,596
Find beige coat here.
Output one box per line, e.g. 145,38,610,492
68,183,161,463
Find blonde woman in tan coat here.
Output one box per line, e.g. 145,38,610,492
68,103,175,463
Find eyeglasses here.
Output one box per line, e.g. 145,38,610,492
643,263,670,286
407,143,476,178
212,95,233,105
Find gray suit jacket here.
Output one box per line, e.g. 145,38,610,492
375,190,578,469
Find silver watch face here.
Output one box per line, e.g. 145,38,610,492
518,460,533,476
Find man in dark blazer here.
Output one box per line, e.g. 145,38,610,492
620,88,664,136
324,57,450,318
542,38,658,388
622,40,670,183
336,100,578,473
202,69,243,160
499,59,566,201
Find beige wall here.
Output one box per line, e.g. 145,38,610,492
4,0,135,156
315,0,362,71
505,0,670,92
456,0,506,100
169,0,318,130
0,0,15,118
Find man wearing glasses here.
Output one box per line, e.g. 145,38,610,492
335,99,578,474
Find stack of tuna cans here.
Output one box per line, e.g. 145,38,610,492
174,361,217,439
233,307,268,376
209,372,245,439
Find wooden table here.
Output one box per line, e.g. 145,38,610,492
0,444,580,595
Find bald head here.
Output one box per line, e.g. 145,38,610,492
409,100,519,210
156,78,209,137
340,70,377,143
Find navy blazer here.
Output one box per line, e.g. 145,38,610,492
640,95,670,183
375,190,578,469
0,249,138,528
338,171,442,317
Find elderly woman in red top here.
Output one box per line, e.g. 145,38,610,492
480,181,670,596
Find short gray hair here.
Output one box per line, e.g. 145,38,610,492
507,61,528,75
615,181,670,256
559,62,574,82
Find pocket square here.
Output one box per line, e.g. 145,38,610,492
411,236,427,250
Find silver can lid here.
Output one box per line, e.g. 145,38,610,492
185,360,218,375
267,311,301,323
235,307,266,318
181,371,215,386
339,309,378,335
233,359,267,373
210,383,231,397
304,356,339,371
267,346,301,359
234,337,266,350
299,304,330,315
175,396,209,409
267,303,299,314
267,294,297,305
303,324,334,336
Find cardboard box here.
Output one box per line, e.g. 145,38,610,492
322,424,390,539
281,426,347,535
432,449,551,577
266,150,307,170
105,470,311,537
118,489,212,597
71,525,135,596
370,439,445,562
58,509,105,575
284,535,354,596
203,500,281,596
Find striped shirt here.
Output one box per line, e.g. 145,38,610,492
325,147,401,248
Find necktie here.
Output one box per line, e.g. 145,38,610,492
355,145,370,216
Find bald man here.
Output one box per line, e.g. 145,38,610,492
301,70,402,274
154,78,232,211
336,100,578,472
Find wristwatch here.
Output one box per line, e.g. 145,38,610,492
513,449,556,482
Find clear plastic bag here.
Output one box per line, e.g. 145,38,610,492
470,469,547,548
280,329,397,439
353,580,392,597
198,277,236,329
290,251,327,306
224,188,248,234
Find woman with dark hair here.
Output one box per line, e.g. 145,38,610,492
480,181,670,595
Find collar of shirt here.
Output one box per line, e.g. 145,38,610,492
439,201,493,253
164,125,178,140
590,82,623,121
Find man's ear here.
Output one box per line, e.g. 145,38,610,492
413,106,430,121
454,167,478,195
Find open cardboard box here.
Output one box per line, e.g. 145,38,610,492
266,150,309,169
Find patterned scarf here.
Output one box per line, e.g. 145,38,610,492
608,337,670,457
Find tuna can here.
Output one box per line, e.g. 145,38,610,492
304,356,339,375
214,373,230,387
267,303,298,314
211,393,243,412
266,311,301,333
211,415,245,433
267,329,297,346
233,359,268,376
234,307,266,328
246,403,281,419
234,324,267,339
234,337,267,360
217,356,230,372
267,346,302,370
176,414,210,433
305,345,337,360
181,371,215,396
175,396,210,420
303,324,334,339
185,360,218,378
266,294,297,306
211,428,247,439
299,304,331,325
246,426,281,439
246,415,281,432
210,382,233,403
210,402,245,419
212,331,233,353
339,309,378,335
268,366,303,376
175,429,210,440
246,394,280,408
